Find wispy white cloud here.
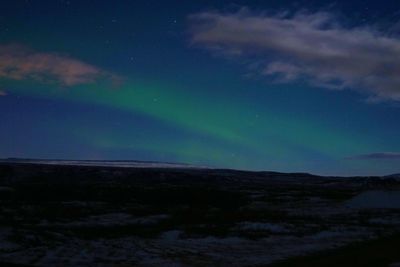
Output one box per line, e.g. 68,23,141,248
189,9,400,102
0,44,119,86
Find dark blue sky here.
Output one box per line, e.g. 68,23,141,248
1,0,400,175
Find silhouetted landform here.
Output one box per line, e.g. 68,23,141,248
0,161,400,266
385,173,400,181
0,158,204,169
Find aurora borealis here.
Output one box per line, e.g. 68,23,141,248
1,0,400,175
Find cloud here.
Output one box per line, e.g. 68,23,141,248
0,44,118,86
0,90,6,96
189,9,400,101
350,152,400,160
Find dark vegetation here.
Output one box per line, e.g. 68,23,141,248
0,162,399,266
269,233,400,267
0,163,368,239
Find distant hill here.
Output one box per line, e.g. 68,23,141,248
0,158,206,169
384,174,400,180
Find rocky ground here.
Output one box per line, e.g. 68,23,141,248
0,162,400,266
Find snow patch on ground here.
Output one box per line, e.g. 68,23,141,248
41,213,170,228
235,222,291,233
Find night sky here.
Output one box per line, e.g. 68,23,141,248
1,0,400,176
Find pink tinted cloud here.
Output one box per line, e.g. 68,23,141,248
0,44,118,86
0,90,6,96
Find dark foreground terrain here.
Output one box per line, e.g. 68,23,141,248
0,162,400,266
